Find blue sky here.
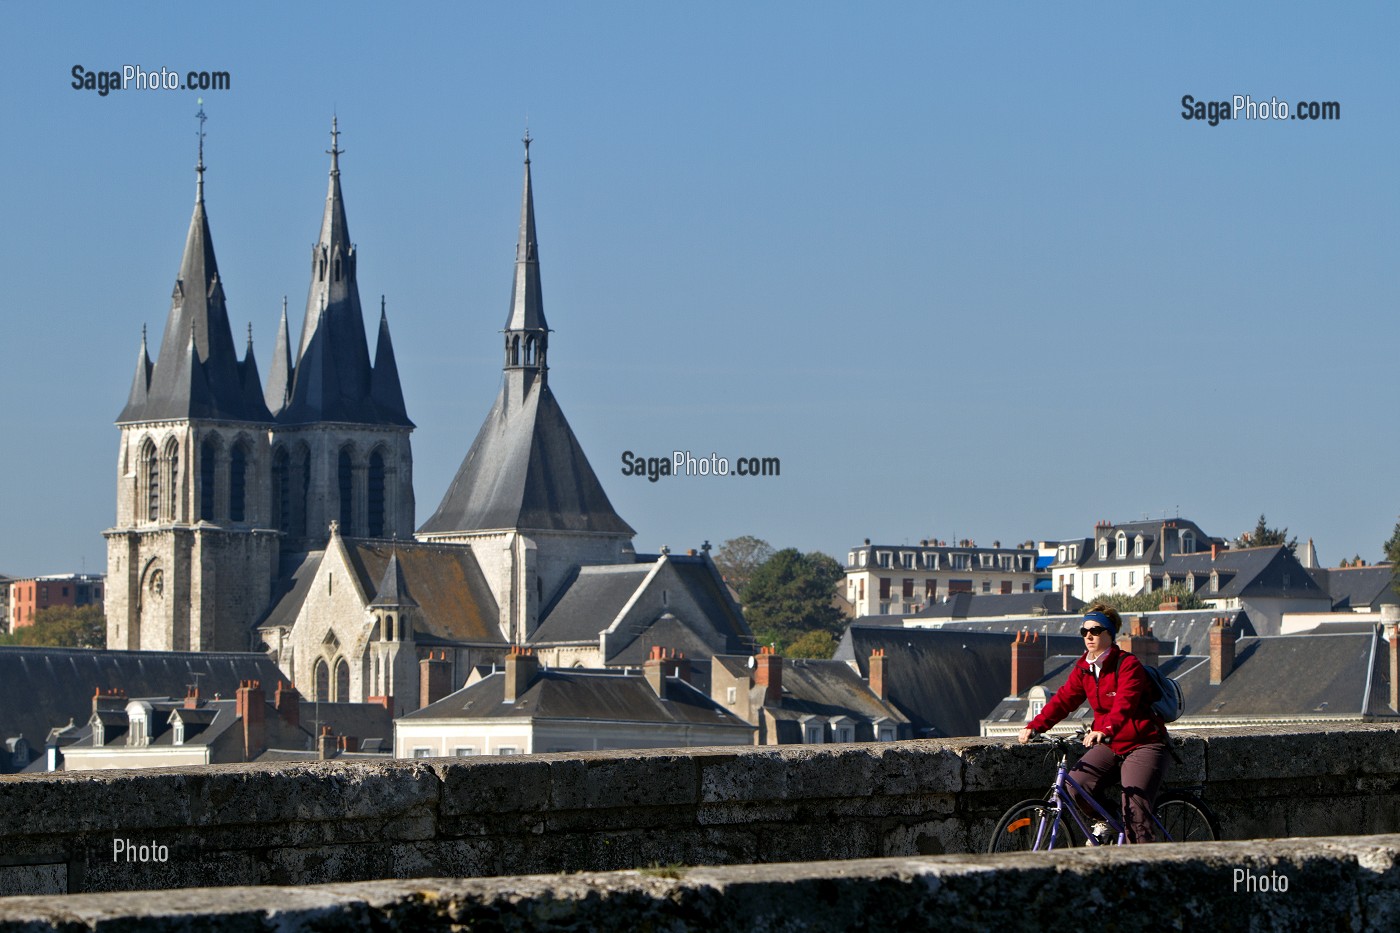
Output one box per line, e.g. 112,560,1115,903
1,2,1396,577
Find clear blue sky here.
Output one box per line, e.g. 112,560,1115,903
1,2,1396,578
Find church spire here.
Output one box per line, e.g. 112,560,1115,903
264,297,294,415
282,115,379,425
122,105,270,424
502,131,548,390
371,296,412,426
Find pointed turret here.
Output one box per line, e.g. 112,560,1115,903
263,298,294,416
118,327,153,422
371,297,413,426
238,325,273,420
281,116,380,425
369,550,417,609
122,114,270,424
501,131,549,399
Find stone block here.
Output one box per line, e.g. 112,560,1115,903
432,756,550,818
546,750,698,811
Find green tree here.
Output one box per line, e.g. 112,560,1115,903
0,604,106,648
1384,520,1400,565
742,548,845,652
785,629,837,659
711,535,775,597
1234,514,1297,553
1093,584,1207,614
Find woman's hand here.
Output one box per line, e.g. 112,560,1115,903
1083,730,1109,747
1018,728,1036,745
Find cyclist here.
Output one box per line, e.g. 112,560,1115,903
1017,603,1169,843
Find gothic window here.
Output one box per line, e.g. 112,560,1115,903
295,444,311,538
200,437,218,521
338,447,354,535
314,659,329,701
272,447,290,533
334,657,350,702
229,444,247,522
145,442,160,522
367,449,386,538
524,336,535,365
163,439,180,522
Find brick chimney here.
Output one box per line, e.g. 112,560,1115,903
869,648,888,701
1209,618,1235,685
1010,629,1044,697
1116,616,1160,670
274,681,301,728
92,687,127,715
503,647,539,703
336,734,359,753
1211,544,1218,561
1061,582,1072,613
1158,596,1179,612
235,680,266,761
644,646,687,697
420,650,453,709
317,725,336,760
183,685,201,709
754,646,782,706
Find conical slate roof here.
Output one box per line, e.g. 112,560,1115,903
278,118,410,427
263,299,294,415
119,165,272,424
419,377,633,537
368,551,418,608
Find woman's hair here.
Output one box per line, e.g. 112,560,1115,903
1082,602,1122,637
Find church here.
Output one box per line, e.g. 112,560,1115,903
105,120,751,715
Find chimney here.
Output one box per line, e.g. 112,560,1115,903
367,694,393,711
274,681,300,728
644,646,686,697
1209,618,1235,685
183,686,201,709
754,647,783,706
236,680,266,761
1061,582,1071,613
1010,629,1044,697
1383,607,1400,711
1158,596,1179,612
317,725,336,761
420,651,453,709
1116,616,1160,670
336,734,359,753
869,648,888,701
92,687,127,715
503,647,539,703
1211,544,1218,561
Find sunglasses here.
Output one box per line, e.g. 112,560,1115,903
1079,626,1109,637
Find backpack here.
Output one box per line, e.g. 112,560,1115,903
1143,664,1184,723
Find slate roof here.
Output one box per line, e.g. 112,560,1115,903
832,625,1082,738
276,123,410,428
402,668,752,732
761,658,909,726
0,647,288,768
340,540,503,644
530,564,652,644
1313,565,1399,611
912,591,1084,619
418,382,633,537
119,166,272,425
257,551,325,635
920,610,1254,658
1161,546,1328,600
1073,519,1219,570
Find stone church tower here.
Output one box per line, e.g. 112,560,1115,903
417,135,635,643
105,127,279,652
106,116,414,653
264,118,415,550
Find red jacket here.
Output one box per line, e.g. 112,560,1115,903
1026,645,1167,754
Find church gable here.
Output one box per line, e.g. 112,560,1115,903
286,534,376,700
342,541,503,645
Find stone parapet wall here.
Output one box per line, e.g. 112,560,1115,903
2,723,1398,896
4,835,1400,931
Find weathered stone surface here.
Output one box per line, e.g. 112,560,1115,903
3,724,1400,897
8,835,1400,931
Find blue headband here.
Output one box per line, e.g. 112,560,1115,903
1083,611,1117,635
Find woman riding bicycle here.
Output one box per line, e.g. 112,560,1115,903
1017,603,1169,843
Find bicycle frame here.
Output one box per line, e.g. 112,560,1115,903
1035,736,1177,847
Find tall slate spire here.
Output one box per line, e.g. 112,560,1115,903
120,107,271,424
263,297,294,415
118,327,153,422
371,297,412,426
280,116,408,425
505,131,548,338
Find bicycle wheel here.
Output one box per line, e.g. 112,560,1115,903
987,799,1080,853
1154,792,1221,843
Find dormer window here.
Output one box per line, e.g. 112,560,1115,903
878,552,891,568
924,553,938,570
1182,532,1196,554
1069,545,1078,561
1209,570,1219,593
1116,533,1127,559
1028,686,1047,720
859,552,867,567
1134,535,1144,558
1057,546,1066,563
1098,539,1108,561
173,719,185,745
848,552,855,566
901,552,914,569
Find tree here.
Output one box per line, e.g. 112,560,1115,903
785,630,837,660
1384,520,1400,566
0,605,106,648
742,548,845,652
1234,514,1297,553
1093,584,1207,614
711,536,775,596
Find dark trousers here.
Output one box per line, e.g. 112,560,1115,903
1067,742,1170,843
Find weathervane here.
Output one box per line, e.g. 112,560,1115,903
522,125,532,163
327,115,344,172
195,97,207,199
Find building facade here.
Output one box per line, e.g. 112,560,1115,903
8,574,105,630
844,540,1042,617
